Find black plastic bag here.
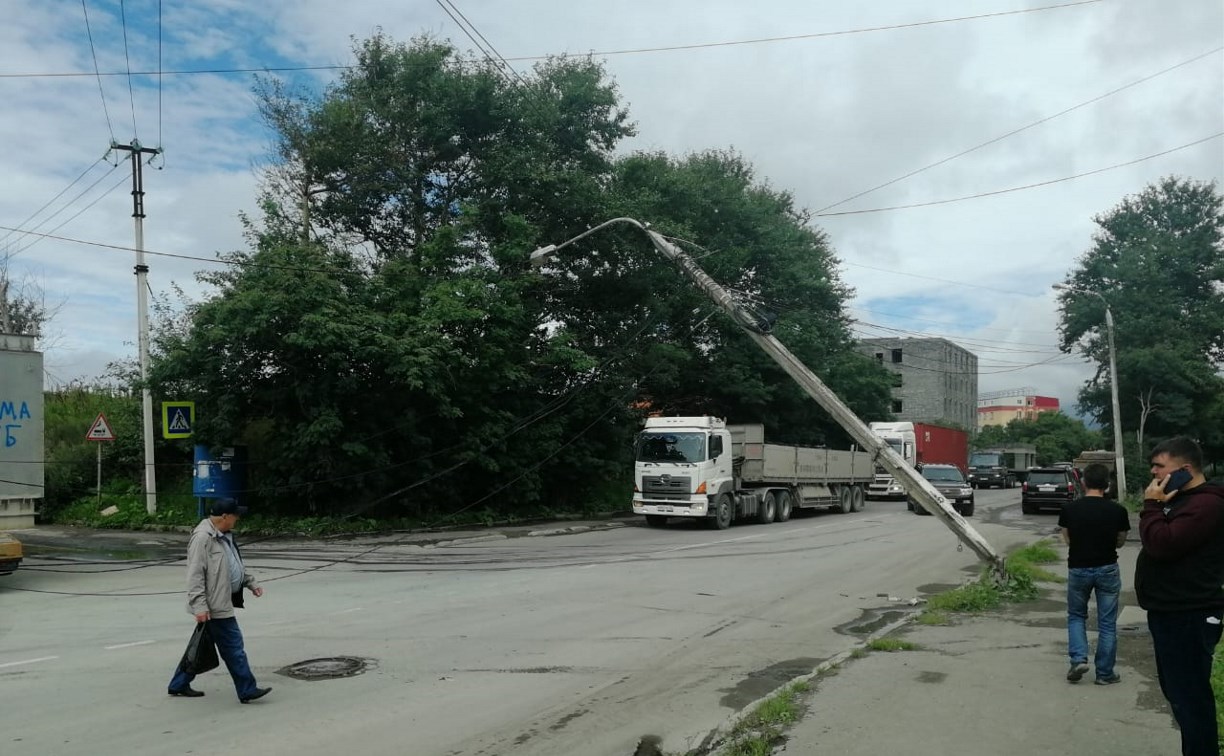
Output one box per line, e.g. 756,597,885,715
180,622,219,675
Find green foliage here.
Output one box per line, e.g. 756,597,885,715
1057,177,1224,475
1212,645,1224,753
140,34,887,521
866,638,919,652
916,610,950,626
975,413,1104,466
720,682,810,756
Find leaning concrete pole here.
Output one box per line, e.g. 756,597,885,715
642,228,1005,575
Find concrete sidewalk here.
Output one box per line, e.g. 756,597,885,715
784,542,1181,756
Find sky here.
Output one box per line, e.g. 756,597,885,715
1,0,1221,421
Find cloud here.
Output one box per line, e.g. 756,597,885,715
1,0,1220,413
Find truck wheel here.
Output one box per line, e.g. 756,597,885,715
756,492,777,524
851,486,866,512
775,491,793,522
838,487,853,514
709,494,733,530
645,515,668,528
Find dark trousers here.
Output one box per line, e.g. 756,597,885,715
168,617,259,699
1148,609,1224,756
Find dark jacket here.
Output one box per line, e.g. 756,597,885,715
1135,482,1224,613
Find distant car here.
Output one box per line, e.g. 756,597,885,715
908,464,975,517
1022,467,1083,514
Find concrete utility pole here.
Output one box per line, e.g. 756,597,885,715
532,219,1006,576
112,140,161,515
1053,284,1127,498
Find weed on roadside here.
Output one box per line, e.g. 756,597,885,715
916,610,950,626
718,682,810,756
866,638,919,652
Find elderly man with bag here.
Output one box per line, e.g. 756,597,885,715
167,499,272,703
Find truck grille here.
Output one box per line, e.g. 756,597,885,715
642,475,692,501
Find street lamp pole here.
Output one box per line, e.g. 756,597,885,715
534,218,1005,575
1054,284,1128,498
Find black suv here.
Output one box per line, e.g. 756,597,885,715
908,464,975,517
1021,467,1083,514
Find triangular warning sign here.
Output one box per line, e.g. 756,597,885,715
168,409,190,432
86,413,116,441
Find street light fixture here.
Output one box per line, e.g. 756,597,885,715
533,218,1006,574
1053,283,1128,498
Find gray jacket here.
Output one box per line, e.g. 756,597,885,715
184,517,259,620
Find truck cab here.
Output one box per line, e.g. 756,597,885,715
632,417,734,526
867,422,915,500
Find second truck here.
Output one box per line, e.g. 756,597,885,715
632,416,874,529
866,421,969,500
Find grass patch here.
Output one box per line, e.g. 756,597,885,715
866,638,919,652
719,682,810,756
850,648,868,659
924,538,1063,615
916,610,950,626
1213,645,1224,753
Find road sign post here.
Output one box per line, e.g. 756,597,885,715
86,413,117,504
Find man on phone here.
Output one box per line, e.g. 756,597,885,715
1136,437,1224,756
1059,463,1130,684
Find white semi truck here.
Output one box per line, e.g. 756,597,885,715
631,416,874,529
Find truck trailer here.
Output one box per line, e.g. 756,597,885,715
867,421,969,500
968,445,1037,489
632,417,874,529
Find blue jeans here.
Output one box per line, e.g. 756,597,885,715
169,617,259,699
1067,563,1121,679
1148,609,1224,756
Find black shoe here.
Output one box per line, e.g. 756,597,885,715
168,686,205,698
240,687,272,703
1066,662,1090,683
1095,674,1122,685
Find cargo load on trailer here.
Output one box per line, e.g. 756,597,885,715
632,417,874,529
866,421,968,500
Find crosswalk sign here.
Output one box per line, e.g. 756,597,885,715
162,402,195,439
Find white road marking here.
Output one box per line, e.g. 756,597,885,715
336,607,364,614
104,640,156,650
0,656,58,669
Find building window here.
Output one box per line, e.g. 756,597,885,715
891,348,903,364
892,399,903,413
875,352,884,363
892,373,903,388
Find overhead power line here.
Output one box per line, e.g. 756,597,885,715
816,132,1224,217
3,2,1102,79
0,157,106,251
816,45,1224,213
118,0,139,140
9,168,131,259
80,0,115,142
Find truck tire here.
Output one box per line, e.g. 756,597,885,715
756,492,777,524
709,494,733,530
775,490,793,522
838,487,853,514
645,515,668,528
851,485,865,512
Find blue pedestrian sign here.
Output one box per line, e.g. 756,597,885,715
162,402,195,439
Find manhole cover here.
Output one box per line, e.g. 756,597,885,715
276,656,374,680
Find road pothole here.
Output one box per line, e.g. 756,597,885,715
836,608,907,635
276,656,375,681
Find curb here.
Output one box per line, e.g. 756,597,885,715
692,608,923,755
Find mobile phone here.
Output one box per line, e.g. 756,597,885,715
1164,469,1193,494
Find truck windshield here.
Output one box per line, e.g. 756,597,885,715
637,432,706,463
970,453,1002,467
885,439,903,455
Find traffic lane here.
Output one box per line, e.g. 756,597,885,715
2,500,1028,756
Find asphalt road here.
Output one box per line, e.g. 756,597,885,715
2,487,1054,756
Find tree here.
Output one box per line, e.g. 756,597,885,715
149,34,890,518
974,413,1104,466
1057,177,1224,468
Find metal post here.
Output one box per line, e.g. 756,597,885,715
1104,307,1128,497
112,140,161,515
97,443,103,506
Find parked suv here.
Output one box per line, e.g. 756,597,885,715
908,464,975,517
1021,467,1083,514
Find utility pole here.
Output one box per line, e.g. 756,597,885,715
112,140,161,515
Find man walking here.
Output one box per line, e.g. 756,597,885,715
1059,463,1130,684
1136,437,1224,756
168,499,272,703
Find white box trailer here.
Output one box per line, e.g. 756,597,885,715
632,417,874,529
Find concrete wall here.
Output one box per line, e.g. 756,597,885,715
857,337,978,431
0,333,43,529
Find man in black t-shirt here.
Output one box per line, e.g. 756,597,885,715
1058,463,1131,684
